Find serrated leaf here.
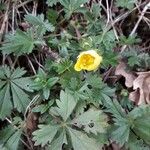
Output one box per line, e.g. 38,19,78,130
111,124,130,146
55,59,73,74
47,77,59,87
126,133,150,150
115,0,137,10
48,130,67,150
50,90,77,121
0,29,36,55
86,74,103,88
68,127,100,150
132,107,150,144
11,82,30,112
0,84,12,119
25,14,55,33
46,0,59,6
33,125,59,147
0,126,22,150
71,109,108,135
59,0,88,18
0,66,32,119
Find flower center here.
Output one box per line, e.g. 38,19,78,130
80,54,95,67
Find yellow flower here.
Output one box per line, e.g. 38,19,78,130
74,50,102,71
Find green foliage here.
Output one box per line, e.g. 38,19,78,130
0,126,22,150
0,29,43,55
0,0,150,149
122,49,150,69
46,0,59,6
85,74,115,104
119,34,141,45
115,0,137,9
54,59,73,74
59,0,88,18
33,90,108,149
1,13,54,56
32,68,59,100
47,0,89,18
0,117,23,150
25,14,55,34
103,97,150,147
0,66,32,119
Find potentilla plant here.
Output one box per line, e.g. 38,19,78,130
0,0,150,150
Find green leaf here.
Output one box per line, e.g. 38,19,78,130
11,82,30,112
71,109,108,135
126,133,150,150
102,51,118,67
33,124,59,147
0,84,12,119
46,0,59,6
55,59,73,74
86,74,103,88
0,66,32,119
43,87,50,100
25,14,55,33
47,77,59,87
59,0,88,18
0,126,22,150
131,106,150,144
68,127,100,150
48,130,67,150
0,29,39,55
46,9,59,25
115,0,137,10
50,90,77,121
32,68,58,100
119,35,141,45
111,123,130,146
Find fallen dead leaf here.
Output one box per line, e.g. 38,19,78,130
129,71,150,105
115,61,136,88
115,61,150,105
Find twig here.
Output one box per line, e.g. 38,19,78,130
16,0,33,9
0,1,10,42
26,55,36,74
106,0,110,26
121,2,150,53
12,2,15,34
24,94,40,120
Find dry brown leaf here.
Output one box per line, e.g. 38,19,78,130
129,71,150,105
115,61,136,88
129,89,140,105
115,62,150,105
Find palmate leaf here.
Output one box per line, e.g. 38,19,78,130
33,90,107,149
71,109,108,135
126,133,150,150
0,84,12,119
46,0,59,6
86,74,115,104
102,97,130,146
59,0,88,18
0,126,22,150
33,125,59,147
0,29,39,55
25,14,55,34
115,0,137,10
0,66,32,119
129,105,150,145
48,130,67,150
104,97,150,147
111,122,130,146
68,127,100,150
50,90,77,121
